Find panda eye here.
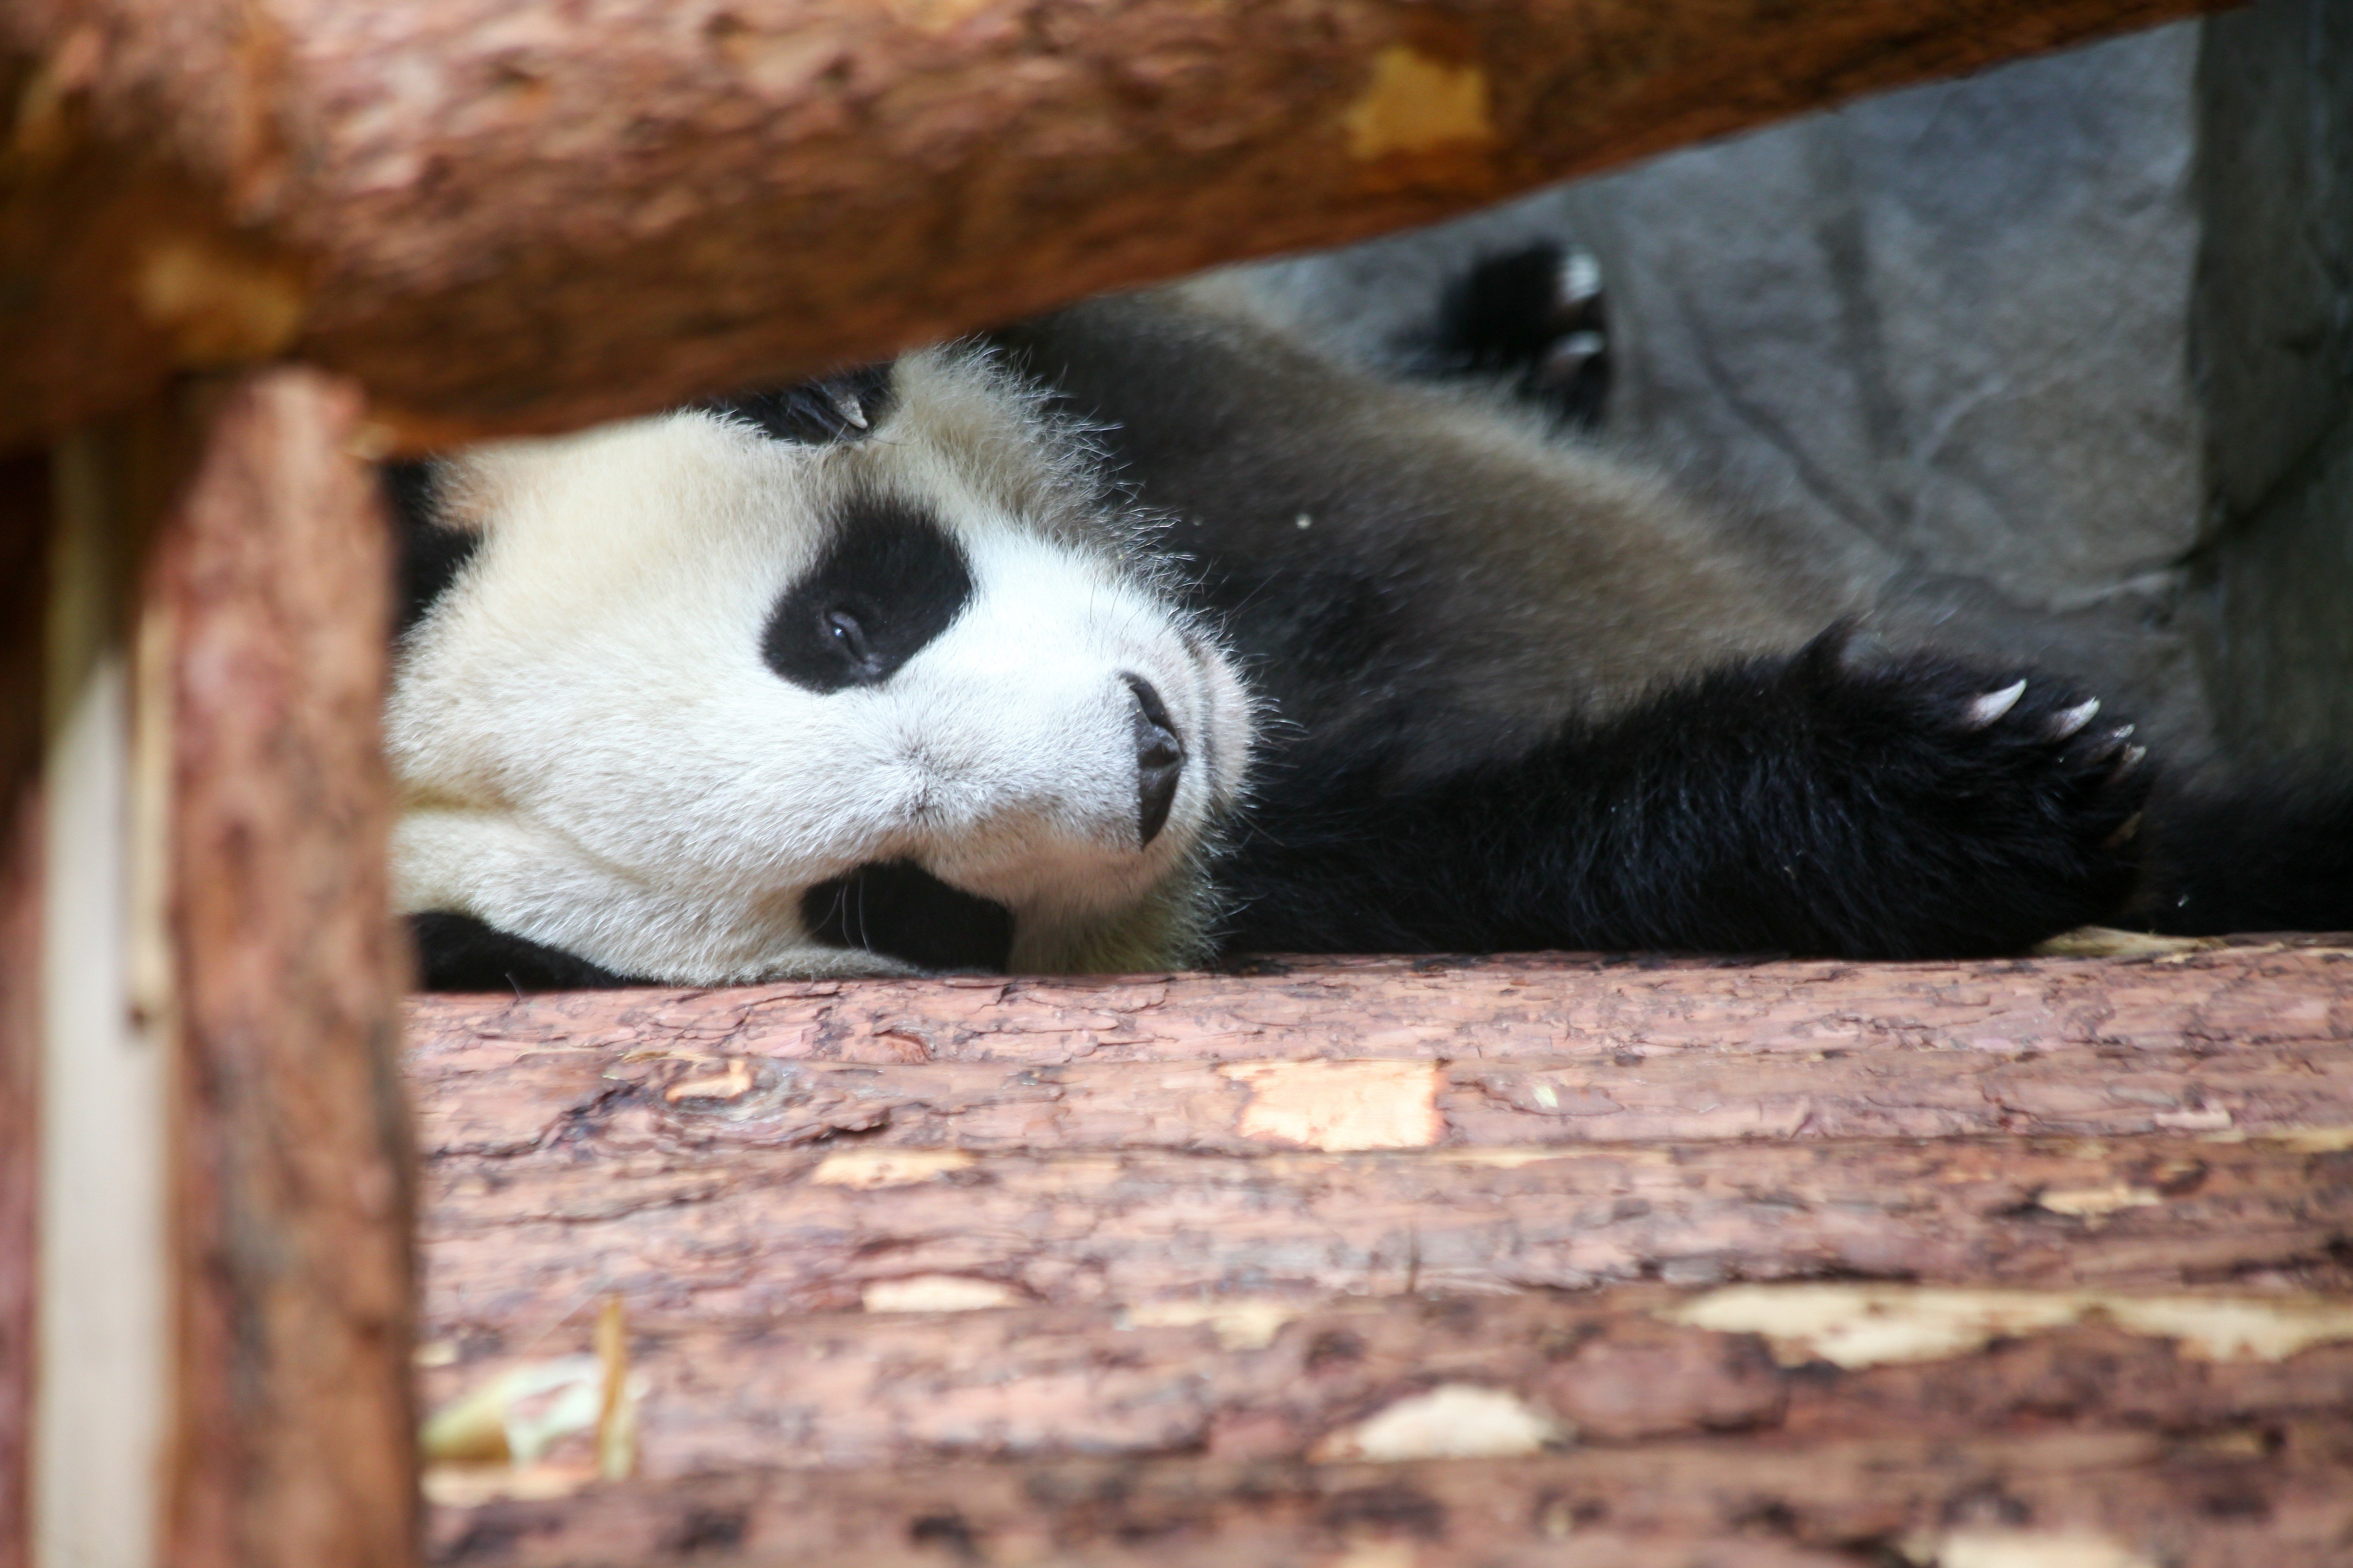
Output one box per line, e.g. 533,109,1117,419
823,607,873,666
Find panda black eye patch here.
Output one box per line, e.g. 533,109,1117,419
763,497,975,692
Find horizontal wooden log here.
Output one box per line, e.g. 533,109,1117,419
424,1427,2353,1567
410,1035,2353,1160
417,1284,2353,1476
0,0,2226,453
406,943,2353,1069
421,1133,2353,1329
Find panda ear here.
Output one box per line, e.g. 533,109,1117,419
703,363,897,445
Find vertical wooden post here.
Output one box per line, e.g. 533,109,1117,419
14,369,415,1567
157,369,417,1568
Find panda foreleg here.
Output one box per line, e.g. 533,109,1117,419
407,911,641,992
1219,627,2150,961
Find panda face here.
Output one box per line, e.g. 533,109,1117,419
386,347,1252,982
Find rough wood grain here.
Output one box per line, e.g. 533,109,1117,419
404,944,2353,1069
410,1034,2353,1161
424,1428,2353,1567
0,450,47,1568
158,368,417,1568
418,1285,2353,1476
0,0,2227,452
422,1133,2353,1331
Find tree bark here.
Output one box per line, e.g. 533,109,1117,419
0,0,2229,454
412,949,2353,1563
417,1285,2353,1476
422,1429,2353,1567
404,943,2353,1069
156,368,417,1568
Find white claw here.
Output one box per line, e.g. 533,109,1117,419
826,385,869,429
1965,680,2027,728
2117,743,2148,773
1561,248,1603,303
2050,697,2101,739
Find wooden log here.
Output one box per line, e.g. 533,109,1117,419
409,1034,2353,1158
0,0,2229,453
415,1284,2353,1476
422,1428,2353,1567
421,1133,2353,1328
154,368,417,1568
404,943,2353,1069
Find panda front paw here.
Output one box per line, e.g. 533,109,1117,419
1778,628,2152,955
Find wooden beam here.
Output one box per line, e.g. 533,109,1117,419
154,368,416,1568
0,0,2231,454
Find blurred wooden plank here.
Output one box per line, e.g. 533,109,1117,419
152,369,417,1568
0,0,2230,453
422,1426,2353,1567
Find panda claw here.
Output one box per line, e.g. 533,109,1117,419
2102,810,2145,849
1965,680,2027,728
1559,246,1603,306
2116,743,2147,775
824,381,871,430
2050,697,2101,740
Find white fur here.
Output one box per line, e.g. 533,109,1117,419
388,347,1252,982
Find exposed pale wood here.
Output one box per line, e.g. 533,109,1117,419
0,450,47,1568
37,418,173,1568
0,0,2228,453
418,1285,2353,1476
404,943,2353,1069
156,368,417,1568
424,1429,2353,1567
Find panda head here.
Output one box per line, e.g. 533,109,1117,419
385,345,1253,983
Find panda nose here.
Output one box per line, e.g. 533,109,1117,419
1123,675,1185,848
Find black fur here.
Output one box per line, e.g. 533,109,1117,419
409,911,640,991
705,364,896,445
763,495,974,692
1414,242,1610,430
2141,776,2353,935
386,461,481,637
801,861,1016,971
1221,628,2149,960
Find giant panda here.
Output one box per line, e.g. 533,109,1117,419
387,260,2353,990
